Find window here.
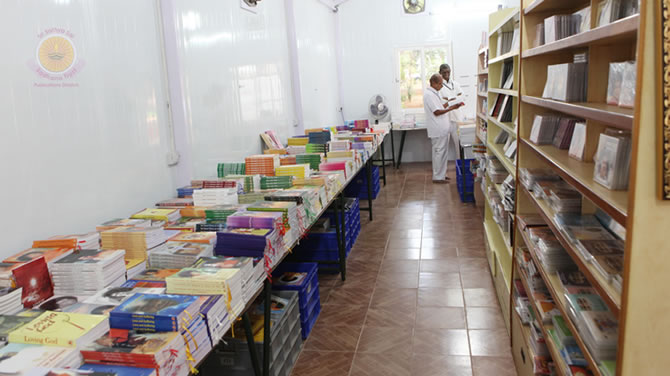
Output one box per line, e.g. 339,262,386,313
397,45,451,111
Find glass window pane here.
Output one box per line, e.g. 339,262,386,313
424,47,449,80
399,49,422,109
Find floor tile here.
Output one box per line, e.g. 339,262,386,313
381,260,420,273
471,356,517,376
420,258,460,273
316,304,368,326
418,272,462,288
291,351,355,376
376,271,419,288
457,247,487,258
412,329,470,356
466,307,506,329
357,326,413,354
326,285,375,306
370,288,417,308
304,323,362,352
468,329,512,357
420,247,459,259
415,307,466,329
458,258,490,273
349,353,411,376
417,288,464,307
410,354,473,376
365,305,416,328
384,248,421,260
463,288,499,307
460,271,494,289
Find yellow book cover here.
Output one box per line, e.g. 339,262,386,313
131,208,176,221
8,311,107,348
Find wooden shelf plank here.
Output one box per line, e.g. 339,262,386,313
484,218,513,288
477,112,488,121
514,265,573,376
520,185,622,314
478,91,488,98
489,50,519,65
520,139,628,225
487,141,517,178
479,47,489,55
524,0,591,15
478,68,489,75
523,15,639,58
521,96,634,130
490,88,519,97
517,223,607,376
487,116,517,137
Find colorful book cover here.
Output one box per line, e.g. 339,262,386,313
53,249,124,265
62,303,117,316
129,269,179,282
0,344,77,373
131,208,178,221
12,257,53,308
3,248,72,264
0,315,33,341
8,311,108,347
161,242,211,256
84,286,166,306
80,330,179,363
168,232,215,244
111,294,198,328
566,293,608,313
36,296,79,312
580,239,624,257
192,256,250,269
79,363,157,376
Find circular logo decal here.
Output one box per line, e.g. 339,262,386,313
37,35,76,73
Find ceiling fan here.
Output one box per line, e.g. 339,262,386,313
403,0,426,14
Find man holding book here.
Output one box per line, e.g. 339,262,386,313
424,73,465,183
439,63,464,122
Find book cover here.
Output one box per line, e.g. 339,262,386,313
129,269,179,282
36,296,80,312
53,249,124,266
566,293,608,312
0,315,33,341
582,311,618,345
8,311,108,348
3,248,72,264
168,232,216,244
0,344,76,373
80,330,180,364
192,256,250,270
112,293,198,319
79,363,157,376
12,257,53,308
62,303,117,316
85,286,166,306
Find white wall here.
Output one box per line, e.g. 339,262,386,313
170,0,298,179
0,0,175,258
294,1,342,129
337,0,517,162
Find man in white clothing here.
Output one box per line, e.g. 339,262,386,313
424,74,464,183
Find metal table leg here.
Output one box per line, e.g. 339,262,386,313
242,312,261,376
262,278,271,376
338,194,347,281
390,129,396,168
333,197,345,280
380,140,387,186
396,130,407,169
366,159,373,221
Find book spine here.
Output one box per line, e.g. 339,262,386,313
81,350,157,366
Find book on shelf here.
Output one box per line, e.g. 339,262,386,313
568,122,587,161
542,52,588,103
529,114,560,145
8,311,109,348
500,60,514,89
597,0,639,27
607,61,637,108
494,130,509,145
552,118,579,150
558,270,596,295
535,23,545,48
489,94,505,117
593,130,632,190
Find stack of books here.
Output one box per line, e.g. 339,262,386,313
558,270,596,295
566,293,619,362
287,136,309,146
3,247,73,269
519,168,560,191
607,61,637,109
155,198,194,207
51,249,127,296
80,330,190,376
0,287,23,315
593,129,632,190
42,232,101,250
328,140,351,152
287,145,307,155
534,231,574,272
276,164,311,179
203,204,245,224
192,256,259,301
131,208,182,223
193,188,238,206
542,52,588,102
280,155,297,166
0,263,18,288
543,10,589,44
529,114,561,145
166,267,243,305
217,162,246,178
201,180,239,189
168,232,216,245
260,176,293,189
176,185,198,198
226,211,284,232
247,201,302,244
149,242,213,269
100,226,171,262
0,344,81,372
245,154,280,176
547,184,582,213
8,311,109,348
78,364,158,376
109,293,200,332
195,295,232,346
97,218,153,231
124,268,179,288
164,217,206,232
305,143,327,154
215,228,278,259
308,131,331,144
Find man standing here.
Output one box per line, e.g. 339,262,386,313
424,74,464,183
439,64,464,114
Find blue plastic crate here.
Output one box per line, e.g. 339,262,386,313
272,263,320,316
300,299,321,339
456,159,474,177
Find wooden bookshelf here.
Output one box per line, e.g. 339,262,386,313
521,139,628,225
477,69,489,75
514,264,572,376
516,226,604,376
522,96,634,130
487,141,517,178
489,50,520,65
520,185,622,314
487,116,517,137
523,15,640,58
523,0,590,15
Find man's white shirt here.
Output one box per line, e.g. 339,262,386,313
440,79,464,122
423,87,451,139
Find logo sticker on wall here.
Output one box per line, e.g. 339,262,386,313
29,28,84,87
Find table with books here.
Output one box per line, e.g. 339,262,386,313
0,125,388,376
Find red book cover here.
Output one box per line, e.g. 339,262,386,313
11,256,53,308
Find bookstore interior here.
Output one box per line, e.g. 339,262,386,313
0,0,668,375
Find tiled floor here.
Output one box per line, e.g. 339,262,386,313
290,162,517,376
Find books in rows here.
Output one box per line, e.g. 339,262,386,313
165,267,243,298
542,52,588,103
499,60,514,90
3,247,73,267
0,344,81,374
565,293,619,362
51,250,127,296
192,256,262,302
495,26,519,57
593,129,632,190
226,211,284,230
192,188,239,207
597,0,639,28
109,293,200,332
40,232,101,250
148,242,213,269
606,61,637,109
100,227,173,261
80,330,190,376
543,7,590,45
124,268,179,287
0,287,23,315
8,311,109,348
519,168,560,191
96,218,155,232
